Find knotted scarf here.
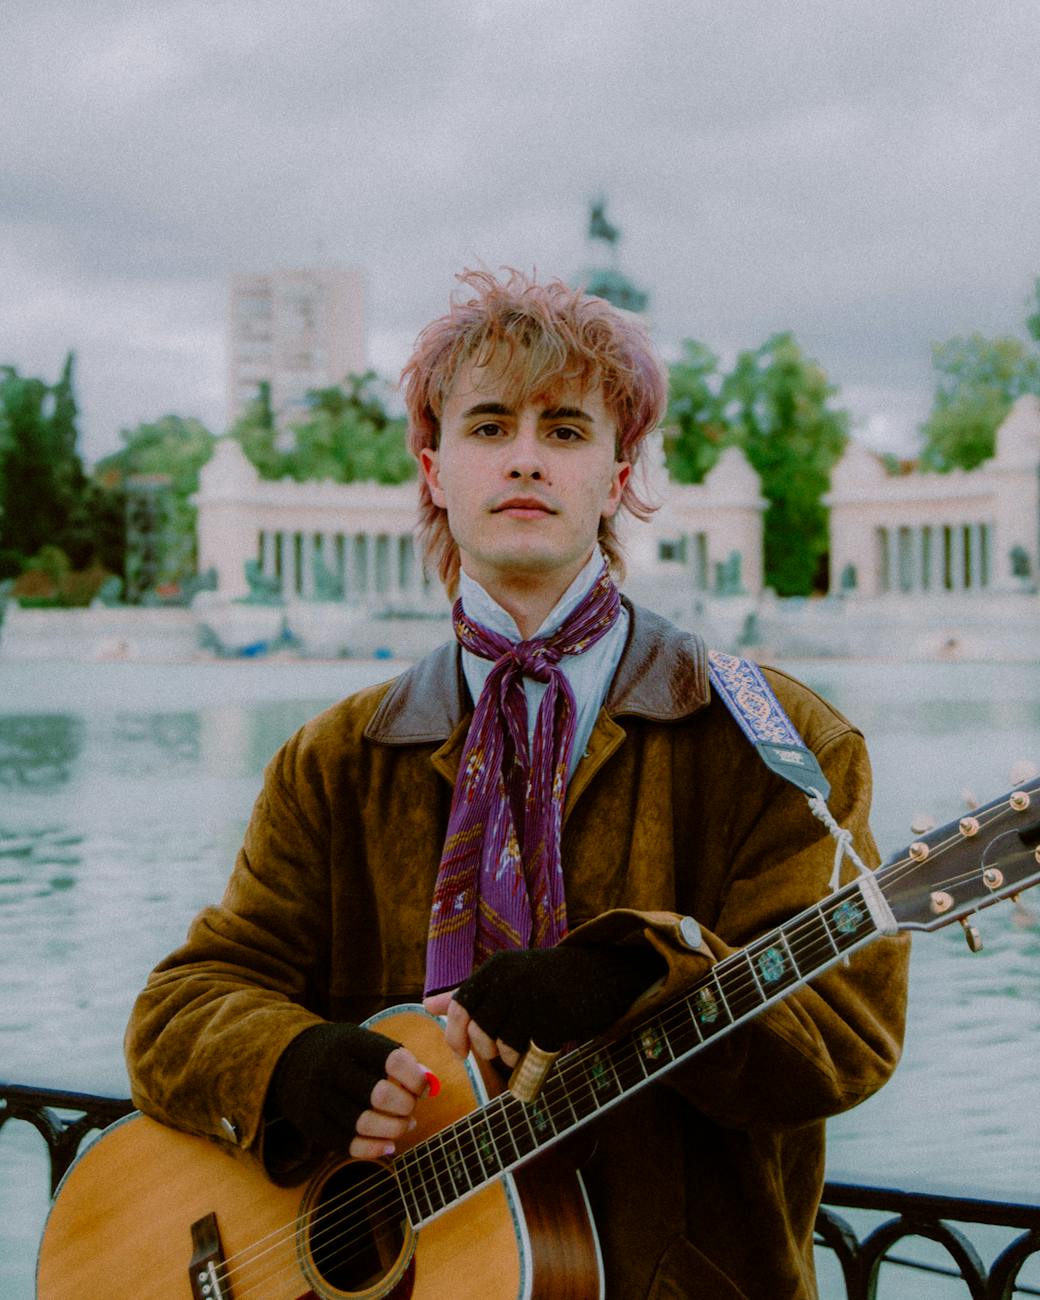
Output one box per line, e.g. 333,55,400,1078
423,566,622,995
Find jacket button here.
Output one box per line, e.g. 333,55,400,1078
220,1117,239,1143
678,916,703,950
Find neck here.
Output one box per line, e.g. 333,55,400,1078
462,555,595,639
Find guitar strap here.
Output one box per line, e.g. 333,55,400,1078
707,650,881,903
706,649,829,799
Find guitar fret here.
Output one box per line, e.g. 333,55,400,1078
779,931,801,979
663,1004,700,1059
499,1095,538,1160
606,1037,645,1093
424,1133,451,1215
525,1092,558,1142
718,952,762,1021
394,1156,424,1226
441,1128,471,1199
787,905,837,972
711,970,734,1024
468,1109,504,1181
400,1148,436,1221
459,1113,489,1188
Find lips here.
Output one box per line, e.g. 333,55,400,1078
492,497,556,514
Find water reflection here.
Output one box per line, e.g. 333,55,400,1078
0,716,84,789
0,659,1038,1299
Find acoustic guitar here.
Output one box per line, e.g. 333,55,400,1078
37,774,1040,1298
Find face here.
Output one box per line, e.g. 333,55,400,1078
420,355,630,597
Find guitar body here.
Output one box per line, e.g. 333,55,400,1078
36,1008,602,1299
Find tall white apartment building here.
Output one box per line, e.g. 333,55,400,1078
226,266,366,427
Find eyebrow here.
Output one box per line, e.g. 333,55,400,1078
461,402,594,423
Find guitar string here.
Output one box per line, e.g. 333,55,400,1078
212,854,997,1299
211,902,867,1297
213,843,1013,1297
211,797,1034,1291
214,852,1008,1300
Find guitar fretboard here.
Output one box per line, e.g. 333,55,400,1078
394,879,879,1226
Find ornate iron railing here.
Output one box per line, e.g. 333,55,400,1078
4,1082,1039,1296
816,1181,1040,1299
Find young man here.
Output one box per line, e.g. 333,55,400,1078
126,270,908,1297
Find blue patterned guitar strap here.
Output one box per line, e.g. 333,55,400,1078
707,650,893,922
706,649,830,799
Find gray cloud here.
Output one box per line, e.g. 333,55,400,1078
2,0,1039,461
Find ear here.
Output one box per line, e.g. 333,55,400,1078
601,460,631,519
419,446,446,509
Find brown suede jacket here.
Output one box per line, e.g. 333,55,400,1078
125,602,909,1299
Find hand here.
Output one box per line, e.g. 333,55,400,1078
423,944,665,1065
271,1022,431,1160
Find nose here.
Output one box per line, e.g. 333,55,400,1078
506,418,547,481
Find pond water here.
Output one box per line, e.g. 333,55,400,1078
2,656,1039,1297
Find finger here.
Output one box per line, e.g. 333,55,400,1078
370,1077,419,1118
443,999,472,1057
422,990,455,1015
355,1108,418,1140
497,1039,520,1068
383,1046,429,1097
466,1018,498,1061
349,1134,398,1160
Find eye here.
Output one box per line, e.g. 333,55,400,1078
471,421,505,438
548,425,586,443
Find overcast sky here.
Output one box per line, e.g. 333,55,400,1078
3,0,1039,465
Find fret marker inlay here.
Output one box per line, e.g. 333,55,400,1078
757,946,786,983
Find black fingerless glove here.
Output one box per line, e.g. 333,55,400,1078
269,1021,401,1153
455,944,666,1053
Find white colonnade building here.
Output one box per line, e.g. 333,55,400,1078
193,434,768,611
195,438,439,611
826,395,1040,599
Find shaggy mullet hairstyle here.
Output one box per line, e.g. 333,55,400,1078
402,267,667,595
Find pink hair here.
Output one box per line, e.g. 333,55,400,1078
401,268,666,595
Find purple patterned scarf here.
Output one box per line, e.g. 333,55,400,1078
424,566,622,995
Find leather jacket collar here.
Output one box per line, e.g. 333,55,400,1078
365,599,709,745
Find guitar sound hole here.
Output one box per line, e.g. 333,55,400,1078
307,1160,411,1294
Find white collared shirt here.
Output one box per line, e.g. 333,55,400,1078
458,550,629,775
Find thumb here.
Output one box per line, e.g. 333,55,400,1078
422,990,456,1015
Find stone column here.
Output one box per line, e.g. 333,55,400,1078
978,522,991,589
950,524,966,591
925,525,940,592
875,527,890,594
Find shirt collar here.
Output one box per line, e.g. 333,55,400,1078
365,599,710,744
457,549,608,644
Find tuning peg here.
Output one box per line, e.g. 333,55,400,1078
910,813,936,834
960,917,984,952
961,788,979,811
1011,898,1038,929
1010,760,1039,786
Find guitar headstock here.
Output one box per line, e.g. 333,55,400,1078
879,772,1040,937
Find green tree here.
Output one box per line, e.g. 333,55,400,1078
665,340,735,484
288,372,414,484
229,380,288,479
920,282,1040,471
0,355,96,570
95,414,216,588
726,334,848,596
666,333,848,596
234,371,415,485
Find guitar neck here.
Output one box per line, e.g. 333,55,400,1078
394,877,889,1226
